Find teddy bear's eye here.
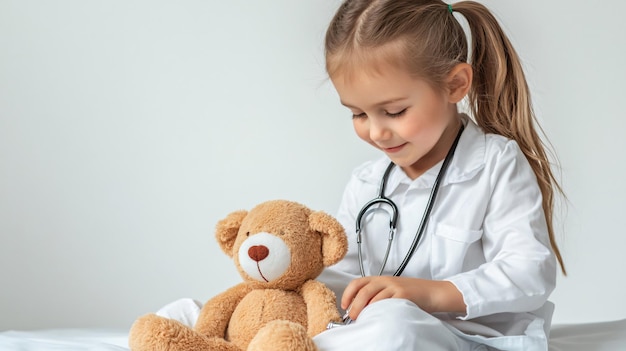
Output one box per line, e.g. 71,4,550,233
246,231,250,237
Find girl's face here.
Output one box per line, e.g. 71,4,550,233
331,62,460,180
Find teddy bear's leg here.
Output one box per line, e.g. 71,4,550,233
129,313,242,351
247,320,318,351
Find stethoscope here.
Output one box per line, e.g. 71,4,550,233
355,124,465,277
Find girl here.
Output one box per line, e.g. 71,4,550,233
313,0,565,350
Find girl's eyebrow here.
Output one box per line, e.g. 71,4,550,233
340,97,408,109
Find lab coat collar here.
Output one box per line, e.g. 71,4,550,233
356,114,486,191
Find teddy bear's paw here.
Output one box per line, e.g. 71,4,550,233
129,314,233,351
129,314,192,351
247,320,317,351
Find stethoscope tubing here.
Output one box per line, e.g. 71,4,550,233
355,124,465,277
355,162,398,276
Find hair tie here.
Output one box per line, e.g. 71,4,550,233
448,4,454,14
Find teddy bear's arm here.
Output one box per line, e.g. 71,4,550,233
301,279,342,337
193,283,252,337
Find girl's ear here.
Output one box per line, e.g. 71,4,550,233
308,211,348,266
215,210,248,257
447,63,473,103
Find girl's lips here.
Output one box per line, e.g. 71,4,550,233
383,143,407,153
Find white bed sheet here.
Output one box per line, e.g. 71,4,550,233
0,329,128,351
0,320,624,350
548,319,626,351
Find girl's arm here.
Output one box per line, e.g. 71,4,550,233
443,140,557,320
341,276,465,320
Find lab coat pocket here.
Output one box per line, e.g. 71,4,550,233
430,222,482,279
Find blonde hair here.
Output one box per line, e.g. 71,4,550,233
325,0,566,274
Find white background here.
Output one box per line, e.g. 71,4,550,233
1,0,624,330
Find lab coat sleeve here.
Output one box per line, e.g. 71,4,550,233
445,140,557,320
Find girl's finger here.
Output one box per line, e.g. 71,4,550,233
367,287,395,306
341,277,371,310
345,279,386,320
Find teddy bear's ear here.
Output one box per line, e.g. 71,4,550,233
215,210,248,257
308,211,348,266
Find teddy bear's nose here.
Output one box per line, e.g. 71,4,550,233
248,245,269,262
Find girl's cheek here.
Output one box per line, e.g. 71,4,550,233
353,120,371,142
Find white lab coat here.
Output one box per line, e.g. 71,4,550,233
316,115,557,350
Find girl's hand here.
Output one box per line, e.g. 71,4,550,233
341,276,466,321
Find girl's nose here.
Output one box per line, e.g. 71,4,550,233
368,119,391,142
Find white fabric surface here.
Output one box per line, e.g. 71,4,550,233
0,318,626,351
548,319,626,351
0,319,624,350
155,297,203,328
0,329,129,350
314,299,479,351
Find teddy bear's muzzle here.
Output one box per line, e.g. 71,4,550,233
238,232,292,283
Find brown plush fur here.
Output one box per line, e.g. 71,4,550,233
129,200,348,351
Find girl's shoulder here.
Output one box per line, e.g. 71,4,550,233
475,122,535,184
431,116,529,184
463,115,526,168
484,131,521,157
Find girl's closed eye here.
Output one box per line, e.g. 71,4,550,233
385,108,407,118
351,108,407,119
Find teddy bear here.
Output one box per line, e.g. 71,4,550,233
129,199,348,351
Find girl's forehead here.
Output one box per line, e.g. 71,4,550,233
327,39,413,81
330,63,432,109
331,62,403,90
330,58,419,95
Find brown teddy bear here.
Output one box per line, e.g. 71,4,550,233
129,200,348,351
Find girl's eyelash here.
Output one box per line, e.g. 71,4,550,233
351,108,407,119
386,108,407,118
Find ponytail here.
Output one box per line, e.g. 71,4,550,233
453,1,566,274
